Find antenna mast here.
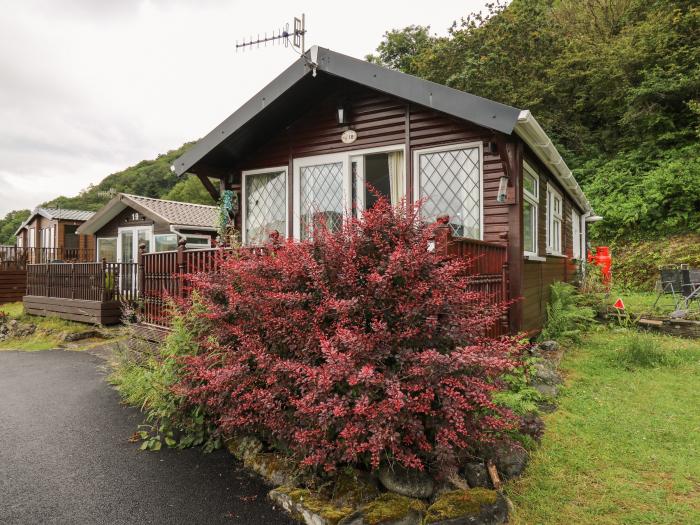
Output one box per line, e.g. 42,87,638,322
236,14,307,54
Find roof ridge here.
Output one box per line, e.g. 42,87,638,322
122,193,218,209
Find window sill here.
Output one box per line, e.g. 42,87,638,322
546,252,567,258
524,253,546,262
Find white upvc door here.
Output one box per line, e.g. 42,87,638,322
117,226,153,263
293,153,351,241
291,145,406,240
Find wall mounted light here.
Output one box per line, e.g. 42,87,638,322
497,176,509,203
337,102,350,126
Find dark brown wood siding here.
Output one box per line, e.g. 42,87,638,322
521,150,581,333
94,206,165,238
234,83,511,246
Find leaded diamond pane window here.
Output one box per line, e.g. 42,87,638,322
300,162,344,239
419,146,481,239
245,171,286,245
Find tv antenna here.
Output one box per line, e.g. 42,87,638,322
96,187,118,199
236,14,306,54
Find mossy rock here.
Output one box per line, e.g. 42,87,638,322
322,469,381,507
339,493,426,525
226,435,263,462
270,486,354,525
245,452,301,486
423,489,507,525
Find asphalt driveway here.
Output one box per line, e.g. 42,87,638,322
0,350,294,525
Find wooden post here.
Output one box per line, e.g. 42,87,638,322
138,242,146,305
176,238,186,299
101,258,108,302
71,263,75,300
433,215,453,256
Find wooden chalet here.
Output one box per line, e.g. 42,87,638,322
14,207,95,262
171,46,595,334
0,207,95,305
21,195,218,324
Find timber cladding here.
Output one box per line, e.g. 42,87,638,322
234,82,512,246
23,296,122,325
522,257,579,334
0,271,26,305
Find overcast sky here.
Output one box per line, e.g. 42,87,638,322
0,0,489,216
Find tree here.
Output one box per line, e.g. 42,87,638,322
163,175,216,205
0,209,30,245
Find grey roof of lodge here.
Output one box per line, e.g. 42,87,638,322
15,207,95,236
76,193,219,235
172,46,522,177
171,46,592,213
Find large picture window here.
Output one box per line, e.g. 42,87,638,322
523,166,539,256
413,143,482,239
97,237,117,262
243,168,287,245
546,184,563,255
155,234,178,252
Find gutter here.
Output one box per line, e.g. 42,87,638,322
514,110,593,214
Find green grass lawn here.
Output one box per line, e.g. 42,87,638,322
507,329,700,524
0,302,121,351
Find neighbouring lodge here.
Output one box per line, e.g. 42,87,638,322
75,193,219,263
15,207,95,262
5,46,595,334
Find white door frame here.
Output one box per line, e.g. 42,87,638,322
116,225,153,263
241,166,288,244
292,144,406,240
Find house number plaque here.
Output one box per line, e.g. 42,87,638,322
341,130,357,144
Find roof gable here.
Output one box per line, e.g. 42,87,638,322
172,46,522,177
76,194,219,235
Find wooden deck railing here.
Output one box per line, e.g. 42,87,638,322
26,262,138,302
433,215,509,336
0,246,95,269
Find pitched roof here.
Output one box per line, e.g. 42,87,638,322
172,46,592,213
76,193,218,235
122,194,219,228
15,207,95,236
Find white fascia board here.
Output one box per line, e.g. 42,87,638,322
514,110,593,214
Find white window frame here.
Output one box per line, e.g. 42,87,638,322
96,237,118,262
572,209,583,260
183,234,212,250
292,144,406,241
412,141,484,241
546,184,563,256
153,233,179,252
523,163,539,258
28,228,35,248
242,166,289,245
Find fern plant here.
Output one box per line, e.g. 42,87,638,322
540,282,596,343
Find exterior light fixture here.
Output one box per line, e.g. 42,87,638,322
496,176,509,203
337,102,349,125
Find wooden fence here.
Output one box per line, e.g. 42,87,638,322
140,243,228,327
0,246,94,268
433,216,509,336
26,262,138,302
139,221,510,335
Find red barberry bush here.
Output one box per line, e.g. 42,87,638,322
177,198,521,477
